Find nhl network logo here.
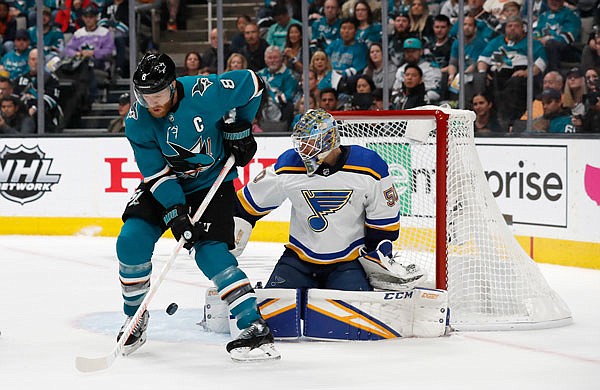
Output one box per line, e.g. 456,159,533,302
0,145,61,205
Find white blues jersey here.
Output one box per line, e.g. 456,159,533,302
236,145,400,264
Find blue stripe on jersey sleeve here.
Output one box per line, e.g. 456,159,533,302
274,149,304,172
242,186,278,214
345,146,390,179
365,213,400,227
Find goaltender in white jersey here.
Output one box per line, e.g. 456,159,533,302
225,109,446,341
233,108,423,291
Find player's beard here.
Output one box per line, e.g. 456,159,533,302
148,101,172,118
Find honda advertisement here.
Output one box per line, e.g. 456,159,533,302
0,136,598,244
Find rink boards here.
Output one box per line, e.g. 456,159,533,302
0,136,598,269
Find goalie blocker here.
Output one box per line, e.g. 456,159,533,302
200,287,450,340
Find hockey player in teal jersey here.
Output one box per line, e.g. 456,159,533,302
233,109,424,293
117,51,279,361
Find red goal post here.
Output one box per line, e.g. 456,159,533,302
331,108,572,331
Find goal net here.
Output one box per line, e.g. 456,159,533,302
333,107,572,331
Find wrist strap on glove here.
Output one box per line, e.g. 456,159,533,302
223,127,252,140
163,204,197,247
220,120,256,167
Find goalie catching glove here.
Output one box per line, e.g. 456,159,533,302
220,120,257,167
358,240,426,291
163,204,203,250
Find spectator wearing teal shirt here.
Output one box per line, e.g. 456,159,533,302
27,7,64,57
449,0,499,42
311,0,342,51
353,1,382,46
257,45,297,126
266,4,301,51
447,15,487,99
533,0,581,72
257,45,298,104
533,89,576,133
1,29,30,81
325,18,368,78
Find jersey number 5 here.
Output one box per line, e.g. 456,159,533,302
384,186,399,207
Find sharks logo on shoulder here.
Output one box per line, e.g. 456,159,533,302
192,78,213,97
302,190,353,232
164,137,215,178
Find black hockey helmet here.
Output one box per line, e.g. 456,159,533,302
133,51,177,96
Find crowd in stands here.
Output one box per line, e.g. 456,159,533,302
180,0,599,134
0,0,142,134
2,0,600,135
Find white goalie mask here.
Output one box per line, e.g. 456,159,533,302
291,108,340,176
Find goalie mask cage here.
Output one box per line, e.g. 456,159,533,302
333,108,572,331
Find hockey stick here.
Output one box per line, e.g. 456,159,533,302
75,155,236,373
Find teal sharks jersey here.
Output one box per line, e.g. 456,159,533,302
125,69,263,208
478,35,547,72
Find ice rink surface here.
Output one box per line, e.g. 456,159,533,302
0,235,599,389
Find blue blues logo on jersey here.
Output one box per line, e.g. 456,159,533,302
302,190,353,232
164,137,215,178
192,78,213,97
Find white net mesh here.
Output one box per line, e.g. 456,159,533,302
335,108,571,330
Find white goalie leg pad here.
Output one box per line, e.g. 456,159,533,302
411,288,450,337
229,217,253,257
304,288,449,340
229,288,301,339
198,287,230,333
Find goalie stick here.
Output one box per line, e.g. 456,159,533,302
75,155,236,373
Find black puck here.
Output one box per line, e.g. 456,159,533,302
166,302,178,315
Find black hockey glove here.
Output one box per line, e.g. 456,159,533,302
221,120,257,167
162,204,202,250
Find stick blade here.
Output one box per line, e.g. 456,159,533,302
75,354,115,373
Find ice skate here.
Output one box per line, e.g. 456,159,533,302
117,311,149,356
226,318,281,362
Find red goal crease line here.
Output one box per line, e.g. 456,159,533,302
462,334,600,366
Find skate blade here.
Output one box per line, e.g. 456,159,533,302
230,343,281,362
121,333,147,356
